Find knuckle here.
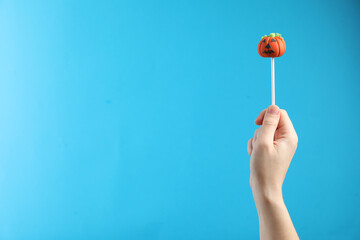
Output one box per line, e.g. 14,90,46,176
254,129,259,139
288,136,298,148
292,133,299,144
262,120,273,126
262,118,277,127
256,140,272,150
294,137,299,147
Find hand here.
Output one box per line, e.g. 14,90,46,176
247,105,299,240
247,105,298,200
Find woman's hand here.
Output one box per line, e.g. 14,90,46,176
248,105,298,200
247,105,299,240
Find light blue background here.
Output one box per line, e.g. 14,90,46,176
0,0,359,239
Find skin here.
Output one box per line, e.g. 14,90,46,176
247,105,299,240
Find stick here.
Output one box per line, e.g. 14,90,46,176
271,57,275,105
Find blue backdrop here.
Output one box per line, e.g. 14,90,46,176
0,0,359,239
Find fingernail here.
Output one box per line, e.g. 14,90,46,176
268,105,280,115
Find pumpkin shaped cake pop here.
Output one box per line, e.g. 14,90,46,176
257,33,286,58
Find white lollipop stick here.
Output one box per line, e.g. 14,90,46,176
271,57,275,105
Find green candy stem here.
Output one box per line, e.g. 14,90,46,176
261,33,283,39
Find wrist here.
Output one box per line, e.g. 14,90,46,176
252,187,283,207
251,178,283,205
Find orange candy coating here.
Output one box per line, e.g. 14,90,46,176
257,34,286,58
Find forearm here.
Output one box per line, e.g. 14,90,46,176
253,188,299,240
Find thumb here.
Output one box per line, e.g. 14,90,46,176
258,105,281,145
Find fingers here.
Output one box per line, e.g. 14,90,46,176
257,105,281,145
278,109,296,135
276,109,298,145
248,128,260,156
253,128,259,142
251,106,298,151
255,109,266,125
255,107,293,131
247,138,253,156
